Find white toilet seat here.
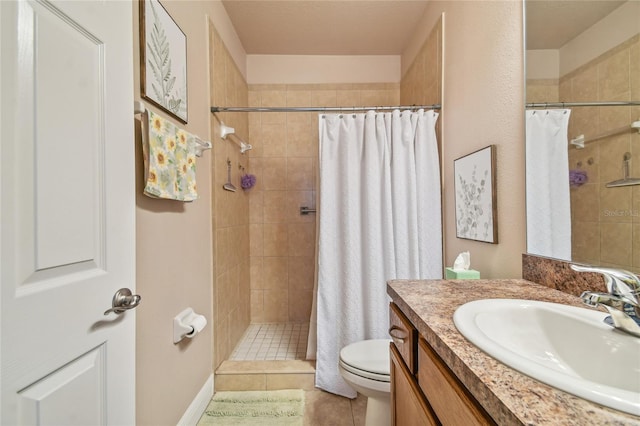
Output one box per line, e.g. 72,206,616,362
339,339,391,382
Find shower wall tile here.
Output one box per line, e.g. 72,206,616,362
264,257,289,291
288,223,315,257
262,123,287,157
600,185,632,223
311,90,338,107
286,90,312,107
600,222,632,266
248,83,399,322
210,23,252,370
250,257,264,290
287,121,315,157
288,257,315,292
286,158,314,190
263,223,288,256
633,225,640,268
599,48,630,100
633,186,640,223
288,290,313,323
250,224,264,257
571,183,599,222
526,79,558,103
251,289,265,322
401,16,442,109
248,157,264,191
264,289,289,322
249,190,264,224
263,190,288,223
262,157,287,190
571,220,600,265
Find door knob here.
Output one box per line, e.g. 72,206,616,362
104,288,141,315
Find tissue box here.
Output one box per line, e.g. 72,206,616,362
445,267,480,279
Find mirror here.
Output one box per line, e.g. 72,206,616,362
525,0,640,274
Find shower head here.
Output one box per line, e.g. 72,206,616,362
606,152,639,188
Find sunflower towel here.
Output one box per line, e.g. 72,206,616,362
142,110,198,201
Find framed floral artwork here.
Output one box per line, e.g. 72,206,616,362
454,145,498,243
140,0,188,123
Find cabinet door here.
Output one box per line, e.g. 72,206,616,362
418,338,496,426
390,343,439,426
389,303,417,373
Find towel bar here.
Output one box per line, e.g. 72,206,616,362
134,100,212,157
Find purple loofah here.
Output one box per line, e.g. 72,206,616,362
569,169,588,187
241,173,257,190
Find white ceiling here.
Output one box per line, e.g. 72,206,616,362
221,0,627,55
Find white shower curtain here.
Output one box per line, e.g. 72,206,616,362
311,109,442,398
525,109,572,261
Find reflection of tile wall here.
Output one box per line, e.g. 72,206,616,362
401,16,443,110
526,36,639,273
561,35,640,274
209,24,251,369
248,84,399,323
526,79,559,103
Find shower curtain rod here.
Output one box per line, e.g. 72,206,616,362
526,101,640,108
211,104,441,113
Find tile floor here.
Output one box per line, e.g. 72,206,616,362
230,323,309,361
303,390,366,426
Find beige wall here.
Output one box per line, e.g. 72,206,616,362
412,1,526,279
209,24,251,369
562,35,640,273
247,84,399,323
133,1,245,424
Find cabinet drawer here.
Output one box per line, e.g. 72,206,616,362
389,303,417,373
418,338,496,426
390,343,439,426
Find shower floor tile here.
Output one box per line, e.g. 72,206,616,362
230,323,309,361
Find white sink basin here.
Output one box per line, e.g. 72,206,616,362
453,299,640,416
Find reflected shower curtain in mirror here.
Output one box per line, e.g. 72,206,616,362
525,109,572,261
311,109,442,398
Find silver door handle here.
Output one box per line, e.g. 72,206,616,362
104,288,141,315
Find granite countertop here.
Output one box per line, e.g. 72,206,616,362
387,279,640,426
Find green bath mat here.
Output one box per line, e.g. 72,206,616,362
197,389,305,425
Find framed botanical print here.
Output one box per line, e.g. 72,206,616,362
454,145,498,243
139,0,188,123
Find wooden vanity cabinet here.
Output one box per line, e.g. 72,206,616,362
390,343,439,426
389,303,496,426
418,338,496,425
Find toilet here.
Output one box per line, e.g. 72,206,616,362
339,339,392,426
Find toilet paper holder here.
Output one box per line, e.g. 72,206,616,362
173,308,207,343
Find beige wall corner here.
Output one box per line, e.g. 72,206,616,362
422,1,526,279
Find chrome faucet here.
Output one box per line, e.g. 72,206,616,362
571,264,640,337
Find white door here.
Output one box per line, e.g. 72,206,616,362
0,0,136,424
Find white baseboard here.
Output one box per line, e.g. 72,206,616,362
176,374,213,426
